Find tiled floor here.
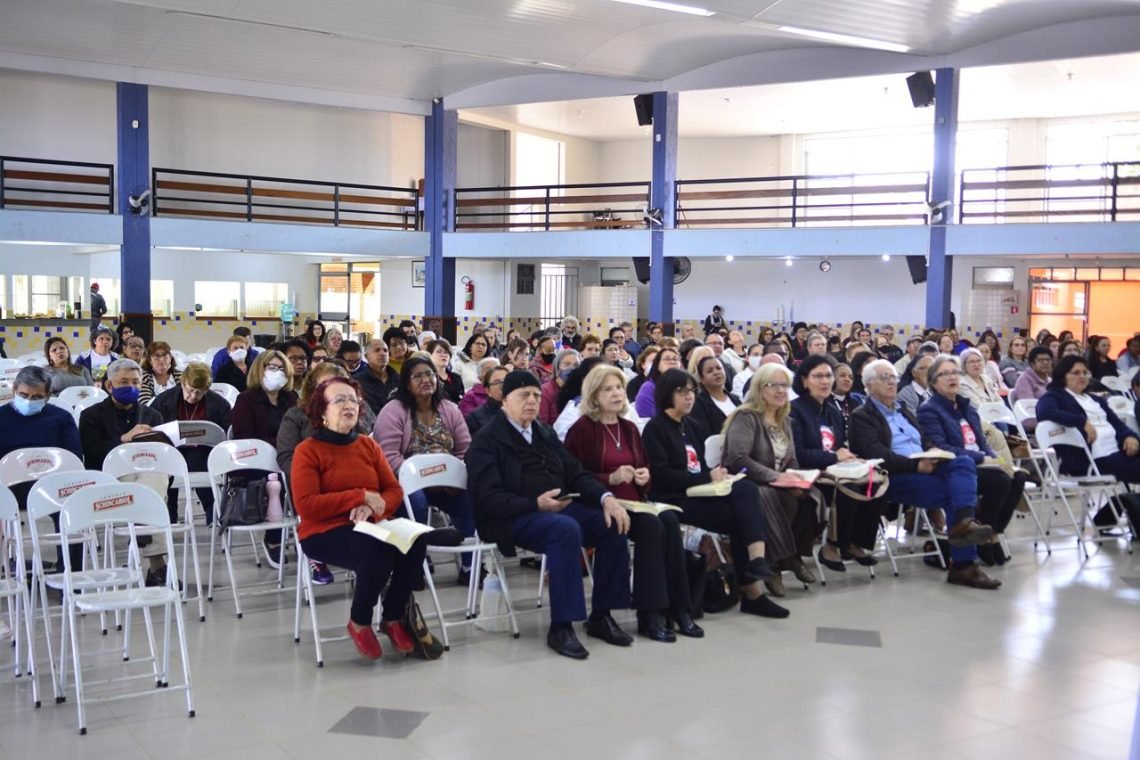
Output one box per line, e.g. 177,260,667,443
1,518,1137,760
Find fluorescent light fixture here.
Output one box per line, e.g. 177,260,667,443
611,0,714,17
777,25,910,53
881,254,891,262
785,257,793,267
726,255,734,262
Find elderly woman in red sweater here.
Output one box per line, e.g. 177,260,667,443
291,376,426,660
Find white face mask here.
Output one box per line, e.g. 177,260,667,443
262,368,287,391
229,348,248,363
748,355,762,370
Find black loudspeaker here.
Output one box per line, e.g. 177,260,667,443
633,94,653,126
633,257,651,284
906,72,935,108
906,255,928,284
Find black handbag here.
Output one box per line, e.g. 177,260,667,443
218,476,268,529
703,564,740,614
685,551,708,620
402,594,445,660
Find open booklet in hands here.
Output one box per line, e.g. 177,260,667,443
353,518,435,554
908,448,956,461
616,499,682,516
769,468,820,489
686,472,746,498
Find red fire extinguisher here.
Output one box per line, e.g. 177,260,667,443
462,276,475,311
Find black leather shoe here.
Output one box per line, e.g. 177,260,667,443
817,547,846,573
741,556,777,583
841,548,879,567
636,611,676,643
546,626,589,660
674,611,705,638
739,595,790,618
584,613,633,647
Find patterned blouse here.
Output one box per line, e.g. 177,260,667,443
408,413,455,456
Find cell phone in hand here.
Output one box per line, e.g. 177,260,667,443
554,492,580,501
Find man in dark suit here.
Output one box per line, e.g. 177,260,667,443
467,370,633,659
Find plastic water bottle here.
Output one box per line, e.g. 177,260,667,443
265,473,283,523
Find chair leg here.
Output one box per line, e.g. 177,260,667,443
536,553,546,608
222,531,244,619
65,597,86,734
423,560,449,651
491,552,520,639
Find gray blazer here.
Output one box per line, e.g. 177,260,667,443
897,383,930,419
722,409,797,484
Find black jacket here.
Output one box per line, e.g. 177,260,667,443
790,394,847,469
357,366,399,415
641,413,712,505
151,386,232,431
79,396,163,470
214,360,249,392
690,389,738,441
466,412,606,556
465,398,501,437
847,397,932,475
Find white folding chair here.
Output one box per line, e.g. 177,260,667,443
209,383,239,407
397,454,518,651
26,471,125,704
102,443,206,622
1107,395,1133,416
1100,376,1129,394
177,421,229,524
0,483,41,709
58,386,107,408
1035,420,1132,558
976,401,1052,555
48,396,74,413
206,440,299,618
16,354,44,366
58,483,194,735
71,396,103,426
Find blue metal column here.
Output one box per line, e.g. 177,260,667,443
649,91,678,330
117,82,152,337
925,68,959,328
423,99,457,341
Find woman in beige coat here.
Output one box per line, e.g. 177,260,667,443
722,363,822,596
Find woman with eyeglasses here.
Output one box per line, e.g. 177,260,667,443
958,348,1003,412
1000,336,1030,388
139,341,181,405
918,355,1026,565
791,355,881,571
322,327,344,355
373,356,477,584
1037,354,1140,529
723,363,822,596
641,369,788,618
633,347,683,419
426,338,466,403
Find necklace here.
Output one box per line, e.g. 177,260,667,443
602,420,622,450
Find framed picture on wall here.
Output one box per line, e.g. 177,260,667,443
412,260,426,288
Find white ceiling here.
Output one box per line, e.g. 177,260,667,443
464,51,1140,139
2,0,1140,113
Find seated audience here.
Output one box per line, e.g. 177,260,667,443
690,354,740,438
1010,346,1053,408
559,316,582,351
529,334,557,384
957,348,1003,410
626,345,660,403
383,326,410,377
311,345,330,364
458,358,500,418
452,332,490,391
115,323,135,352
291,375,423,660
731,344,765,398
1001,335,1030,388
374,357,477,583
579,334,602,359
634,346,683,419
215,334,253,391
302,319,325,349
427,338,466,403
139,341,181,405
1116,334,1140,374
466,365,509,436
467,371,635,659
894,335,923,375
357,338,398,414
322,328,344,355
897,353,934,418
552,357,612,440
725,330,747,371
210,326,258,377
723,364,821,595
1058,339,1083,360
43,336,93,395
75,327,119,383
703,332,737,389
791,356,880,570
502,338,530,373
1087,335,1119,382
831,362,864,423
918,355,1026,566
121,336,146,365
336,339,364,374
847,359,999,590
641,369,787,618
564,365,702,640
540,349,581,426
281,339,312,392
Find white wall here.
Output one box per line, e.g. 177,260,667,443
457,123,509,188
595,135,788,183
0,70,117,164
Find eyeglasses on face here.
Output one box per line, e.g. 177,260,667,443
328,395,360,406
762,383,790,390
933,370,963,380
806,373,833,381
409,371,436,382
873,374,899,384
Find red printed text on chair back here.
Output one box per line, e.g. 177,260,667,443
26,471,119,521
60,482,171,535
0,447,85,487
398,454,467,494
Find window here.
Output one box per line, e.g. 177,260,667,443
245,282,288,318
29,276,62,317
972,266,1014,288
195,281,240,318
0,276,6,317
11,275,27,317
540,264,577,329
516,263,536,295
151,280,174,318
94,279,120,318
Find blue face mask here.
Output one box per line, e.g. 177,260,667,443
559,367,577,382
11,396,47,416
111,385,140,405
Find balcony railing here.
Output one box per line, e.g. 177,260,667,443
675,171,930,228
453,181,651,231
0,156,114,214
959,161,1140,223
152,168,420,230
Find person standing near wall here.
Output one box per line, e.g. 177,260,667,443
89,282,107,333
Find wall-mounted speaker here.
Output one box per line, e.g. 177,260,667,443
906,255,928,284
906,72,935,108
633,94,653,126
632,257,651,284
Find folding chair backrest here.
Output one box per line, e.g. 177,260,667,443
102,442,191,493
1100,376,1128,394
1033,420,1101,476
72,395,103,425
48,396,74,412
704,434,723,468
206,439,282,480
60,482,171,535
1120,412,1140,435
1107,396,1132,415
178,420,228,448
1013,398,1038,424
26,471,119,521
0,358,17,372
0,446,86,487
977,401,1017,427
399,454,467,494
0,482,17,522
210,384,239,407
58,385,107,407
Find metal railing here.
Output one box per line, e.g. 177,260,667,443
959,161,1140,223
152,168,420,230
0,156,114,213
675,171,930,228
453,181,651,231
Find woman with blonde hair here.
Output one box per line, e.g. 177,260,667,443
722,363,821,596
564,365,702,639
